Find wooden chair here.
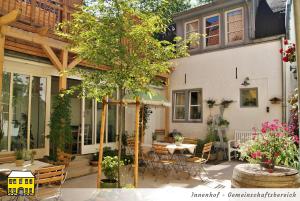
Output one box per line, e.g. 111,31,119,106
152,144,175,179
186,142,213,180
33,165,67,201
0,153,16,164
126,138,135,156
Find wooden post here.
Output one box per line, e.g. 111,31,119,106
0,29,5,100
164,78,170,136
59,50,68,90
97,97,107,188
293,0,300,163
134,96,140,187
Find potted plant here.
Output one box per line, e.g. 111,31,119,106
15,149,24,167
220,99,234,108
240,120,299,172
174,134,184,146
206,98,216,108
101,156,124,188
269,97,281,104
90,152,99,167
218,118,230,129
30,150,37,164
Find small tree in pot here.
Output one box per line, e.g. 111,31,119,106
101,156,124,188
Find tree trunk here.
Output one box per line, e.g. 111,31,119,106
97,97,107,188
117,89,125,188
134,97,140,187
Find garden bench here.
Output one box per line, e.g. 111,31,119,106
228,130,260,161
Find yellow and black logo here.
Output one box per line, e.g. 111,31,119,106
7,171,35,196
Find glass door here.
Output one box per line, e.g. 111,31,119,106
0,71,49,152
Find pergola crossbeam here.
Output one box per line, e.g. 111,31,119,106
42,45,63,71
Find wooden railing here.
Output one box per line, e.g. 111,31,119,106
0,0,80,32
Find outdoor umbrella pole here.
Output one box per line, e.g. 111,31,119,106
97,97,107,188
134,96,140,187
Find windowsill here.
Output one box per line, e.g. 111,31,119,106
172,120,203,123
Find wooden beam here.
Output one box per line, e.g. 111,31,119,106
59,74,67,90
0,9,20,26
62,49,68,70
134,96,140,187
68,57,82,69
42,45,62,71
97,98,108,188
1,26,68,49
164,78,170,136
0,30,5,102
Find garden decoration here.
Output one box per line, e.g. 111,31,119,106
269,97,281,104
206,98,216,108
240,120,299,172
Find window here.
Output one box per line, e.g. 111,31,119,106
29,188,32,193
13,179,16,184
9,179,12,184
29,179,32,184
240,88,258,107
25,179,28,184
204,14,220,47
19,178,22,184
174,92,186,120
173,89,202,122
189,91,202,120
226,8,244,43
185,20,199,49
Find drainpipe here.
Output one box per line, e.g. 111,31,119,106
281,37,287,123
293,0,300,167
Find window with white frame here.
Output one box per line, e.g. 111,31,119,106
173,89,202,122
226,8,244,43
185,20,199,49
204,14,220,47
189,91,202,120
174,92,186,120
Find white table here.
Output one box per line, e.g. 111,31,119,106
151,142,196,154
0,160,52,175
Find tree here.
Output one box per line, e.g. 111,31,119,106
58,0,197,188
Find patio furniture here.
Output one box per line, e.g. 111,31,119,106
0,153,16,164
152,144,175,178
34,165,67,200
186,142,213,180
126,138,135,156
228,130,259,161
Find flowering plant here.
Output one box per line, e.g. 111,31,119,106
280,39,296,63
240,120,299,170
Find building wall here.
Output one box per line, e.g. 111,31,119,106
169,40,283,140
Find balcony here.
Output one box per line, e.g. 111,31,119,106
0,0,80,36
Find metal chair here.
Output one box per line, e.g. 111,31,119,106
152,144,175,179
186,142,213,180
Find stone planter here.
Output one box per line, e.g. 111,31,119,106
209,153,217,161
232,164,300,188
90,160,98,167
100,179,118,188
217,151,224,161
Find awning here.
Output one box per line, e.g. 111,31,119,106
122,92,171,107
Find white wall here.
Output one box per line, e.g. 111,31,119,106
124,88,165,145
170,40,283,140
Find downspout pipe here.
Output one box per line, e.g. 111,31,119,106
281,37,287,123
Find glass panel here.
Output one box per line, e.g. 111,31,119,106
96,102,104,144
0,72,10,151
11,73,30,150
227,9,243,23
205,15,219,27
190,106,202,120
206,35,220,46
175,93,185,105
30,77,46,149
206,26,220,36
67,79,82,154
228,20,243,33
186,21,198,33
190,91,201,105
175,106,185,120
240,88,258,107
84,99,94,145
228,31,243,43
107,105,116,143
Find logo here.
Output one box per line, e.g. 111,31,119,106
7,171,35,196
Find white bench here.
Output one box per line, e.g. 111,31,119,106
227,130,260,161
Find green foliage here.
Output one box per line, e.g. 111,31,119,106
15,149,24,160
173,134,184,143
139,105,152,136
195,139,205,156
57,0,195,101
102,156,124,180
48,92,72,161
